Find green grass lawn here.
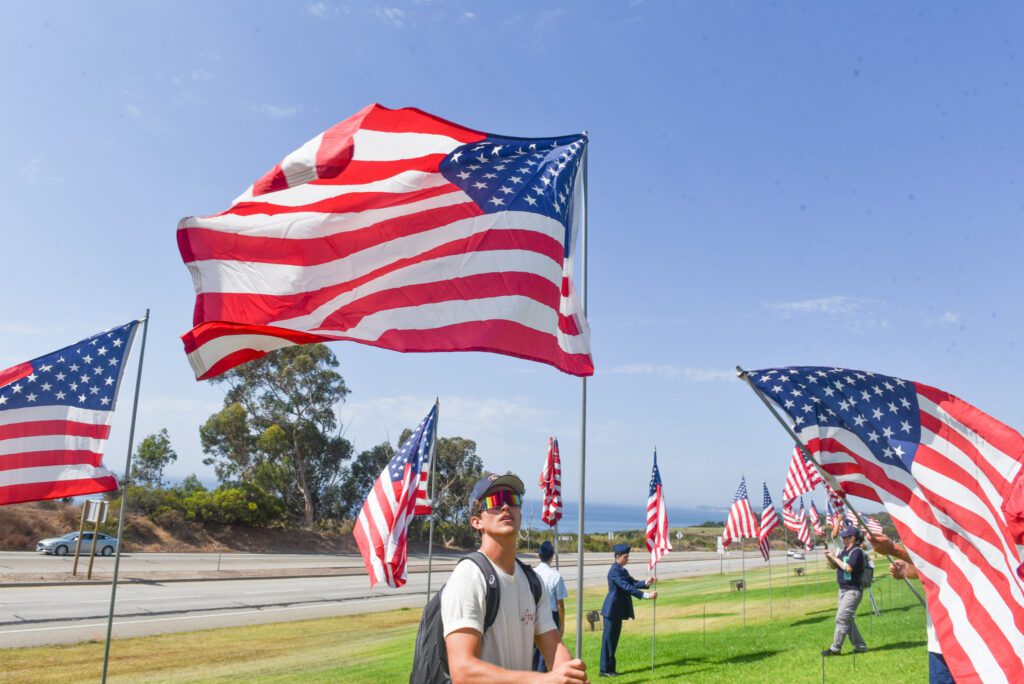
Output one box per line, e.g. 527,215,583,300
0,561,929,683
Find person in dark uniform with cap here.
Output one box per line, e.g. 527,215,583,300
599,544,657,677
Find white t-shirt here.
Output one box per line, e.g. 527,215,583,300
441,556,556,671
534,562,568,614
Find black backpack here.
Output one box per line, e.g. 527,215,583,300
409,551,543,684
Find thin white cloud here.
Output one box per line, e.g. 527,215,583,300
763,295,887,331
123,102,162,131
308,1,329,17
373,6,406,28
250,103,302,120
190,68,215,82
462,11,476,20
937,311,960,324
607,364,734,382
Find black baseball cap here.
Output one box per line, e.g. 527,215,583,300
468,471,525,510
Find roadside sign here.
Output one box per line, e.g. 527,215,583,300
716,536,724,554
675,531,683,540
85,500,108,524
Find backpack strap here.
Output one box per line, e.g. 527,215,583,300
516,558,543,607
463,552,501,633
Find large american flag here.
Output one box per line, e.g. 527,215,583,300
646,450,672,569
539,437,562,527
353,403,437,588
0,323,138,506
758,483,779,561
749,366,1024,682
782,446,822,505
178,104,593,380
722,476,758,548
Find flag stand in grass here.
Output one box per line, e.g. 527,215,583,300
758,482,780,618
645,449,671,670
424,399,440,602
539,437,563,570
0,316,148,684
101,312,150,684
353,403,438,588
738,365,1024,683
722,475,758,628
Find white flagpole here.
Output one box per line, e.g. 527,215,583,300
784,524,791,608
741,539,746,627
650,561,658,672
736,366,926,608
767,543,773,619
573,140,589,658
425,398,440,602
101,310,150,683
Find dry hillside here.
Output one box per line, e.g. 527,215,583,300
0,502,362,554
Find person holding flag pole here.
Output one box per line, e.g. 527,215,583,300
645,450,671,672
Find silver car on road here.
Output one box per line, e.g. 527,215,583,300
36,532,118,556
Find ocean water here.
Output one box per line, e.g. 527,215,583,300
520,500,728,534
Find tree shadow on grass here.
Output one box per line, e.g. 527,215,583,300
716,649,782,665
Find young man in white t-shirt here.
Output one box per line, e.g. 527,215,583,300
442,472,589,684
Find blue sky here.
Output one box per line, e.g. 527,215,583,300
2,2,1023,513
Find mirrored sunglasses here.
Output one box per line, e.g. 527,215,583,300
479,491,523,511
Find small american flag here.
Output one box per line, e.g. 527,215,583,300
782,501,803,534
749,366,1024,682
808,500,824,537
539,437,562,527
646,450,672,569
825,482,846,526
722,476,759,548
797,498,813,551
353,403,437,588
863,514,884,536
782,446,822,505
178,104,592,381
758,483,779,561
0,322,138,505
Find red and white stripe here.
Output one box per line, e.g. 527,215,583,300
801,384,1024,683
539,437,562,527
782,501,803,534
782,446,822,505
808,500,824,537
352,461,428,589
722,483,759,548
178,103,592,380
758,486,780,562
797,498,813,550
0,405,119,505
646,483,672,570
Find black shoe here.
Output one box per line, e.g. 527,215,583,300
821,649,840,657
854,646,868,654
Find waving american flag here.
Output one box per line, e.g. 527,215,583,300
808,500,824,537
646,450,672,569
178,104,592,380
722,476,758,548
758,483,779,561
0,322,138,505
782,446,822,505
749,366,1024,683
539,437,562,527
353,403,437,588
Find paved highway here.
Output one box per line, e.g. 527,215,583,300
0,549,823,647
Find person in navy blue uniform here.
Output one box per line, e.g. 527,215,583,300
599,544,657,677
